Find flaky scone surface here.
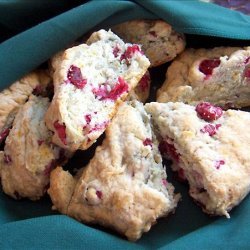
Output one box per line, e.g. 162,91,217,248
146,102,250,218
157,47,250,108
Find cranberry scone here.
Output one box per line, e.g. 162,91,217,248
145,101,250,218
48,101,179,241
0,95,71,200
0,70,51,144
157,47,250,108
45,29,150,151
112,19,186,67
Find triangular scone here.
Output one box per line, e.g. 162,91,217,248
0,70,51,144
49,101,179,241
45,29,150,151
112,19,186,67
157,47,250,108
0,95,71,200
145,102,250,218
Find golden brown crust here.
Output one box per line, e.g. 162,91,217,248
48,167,77,214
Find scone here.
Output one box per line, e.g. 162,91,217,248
48,101,179,241
0,70,51,144
145,101,250,218
50,51,151,103
45,29,150,151
157,47,250,108
0,95,71,200
112,19,186,67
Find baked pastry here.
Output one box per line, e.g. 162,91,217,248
45,29,150,151
0,70,51,144
157,47,250,108
112,19,186,67
0,95,70,200
48,101,179,241
51,52,151,103
145,101,250,218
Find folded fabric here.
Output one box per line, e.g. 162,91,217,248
0,0,250,249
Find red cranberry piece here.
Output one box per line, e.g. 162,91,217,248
149,31,157,37
44,159,56,176
0,127,10,144
32,85,43,96
199,58,221,76
4,154,11,164
120,45,142,61
54,121,67,145
177,168,186,182
195,102,223,122
138,71,150,92
159,140,179,162
37,140,44,146
244,67,250,78
113,45,121,58
162,179,168,187
143,138,153,147
107,77,128,100
85,114,92,124
96,190,102,199
92,86,108,100
67,65,87,89
244,57,250,64
200,123,221,136
93,77,128,101
214,160,225,169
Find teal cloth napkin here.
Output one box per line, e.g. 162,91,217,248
0,1,250,249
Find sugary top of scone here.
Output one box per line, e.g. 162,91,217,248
145,102,250,217
68,101,179,241
157,47,250,108
0,70,51,142
112,19,186,67
45,29,150,151
0,95,65,200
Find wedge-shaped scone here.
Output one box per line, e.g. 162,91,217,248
157,47,250,108
145,101,250,218
48,101,179,241
0,95,71,200
45,29,150,151
0,70,51,144
112,19,186,67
